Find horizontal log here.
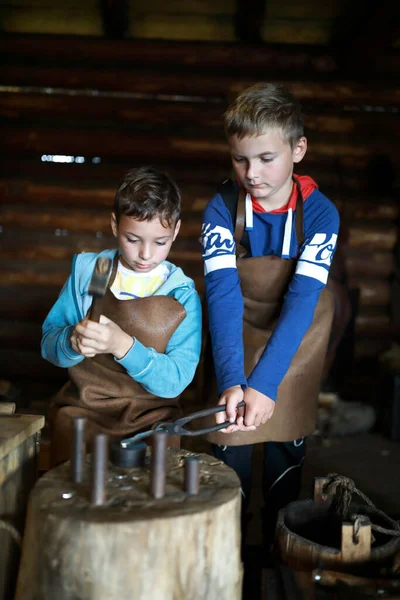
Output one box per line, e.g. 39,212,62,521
348,226,398,250
0,262,205,294
0,230,202,263
355,311,391,334
0,123,391,172
0,94,225,132
335,199,400,222
0,178,397,223
0,157,232,188
345,249,395,278
348,278,391,307
4,206,397,252
2,65,400,108
0,178,215,211
0,35,338,75
2,92,400,138
0,157,366,191
0,204,203,238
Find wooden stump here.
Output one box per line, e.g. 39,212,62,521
16,448,243,600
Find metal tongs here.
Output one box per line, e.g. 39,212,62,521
120,401,245,448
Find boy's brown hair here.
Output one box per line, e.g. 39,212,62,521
114,166,181,227
224,83,304,149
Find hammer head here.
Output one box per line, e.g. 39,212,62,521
88,257,113,298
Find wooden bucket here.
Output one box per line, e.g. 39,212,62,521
15,440,243,600
275,478,400,576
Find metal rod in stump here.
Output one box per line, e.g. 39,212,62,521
91,434,108,506
71,417,87,483
184,456,200,495
150,431,168,499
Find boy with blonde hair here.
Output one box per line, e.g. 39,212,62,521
202,83,339,548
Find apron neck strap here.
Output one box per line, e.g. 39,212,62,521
292,176,305,246
234,177,305,253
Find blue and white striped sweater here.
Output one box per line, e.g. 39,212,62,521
201,187,340,401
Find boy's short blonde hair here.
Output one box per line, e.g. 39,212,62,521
224,83,304,149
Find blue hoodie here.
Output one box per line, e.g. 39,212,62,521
41,249,202,399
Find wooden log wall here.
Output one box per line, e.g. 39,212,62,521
0,35,399,409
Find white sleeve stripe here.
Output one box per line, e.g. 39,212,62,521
296,261,329,284
204,254,237,275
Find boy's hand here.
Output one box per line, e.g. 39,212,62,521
242,387,275,428
216,386,256,434
73,315,133,359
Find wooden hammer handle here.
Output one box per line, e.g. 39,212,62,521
88,296,103,323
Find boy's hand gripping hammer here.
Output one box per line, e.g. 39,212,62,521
88,257,113,323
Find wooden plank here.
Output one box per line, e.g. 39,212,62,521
0,93,225,131
0,415,44,463
2,65,400,107
0,178,215,211
0,34,338,74
0,123,394,172
348,278,391,307
345,249,394,278
2,91,400,137
348,225,397,250
0,230,202,262
0,158,231,187
0,204,202,237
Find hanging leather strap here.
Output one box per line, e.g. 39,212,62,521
233,177,305,256
293,176,305,247
234,186,248,257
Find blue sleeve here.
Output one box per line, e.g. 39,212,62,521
41,263,86,368
117,287,202,398
248,194,340,400
202,194,247,394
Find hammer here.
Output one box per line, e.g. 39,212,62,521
88,257,113,323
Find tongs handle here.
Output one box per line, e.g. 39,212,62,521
162,400,246,437
120,401,246,447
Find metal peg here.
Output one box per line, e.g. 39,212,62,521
91,433,108,506
150,431,168,499
71,417,87,483
184,456,200,495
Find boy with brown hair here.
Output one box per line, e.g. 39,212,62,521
201,83,339,547
42,166,202,465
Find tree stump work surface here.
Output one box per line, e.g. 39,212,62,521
16,448,243,600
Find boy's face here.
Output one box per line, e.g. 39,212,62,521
228,129,307,208
111,214,181,273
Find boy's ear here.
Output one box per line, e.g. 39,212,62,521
172,219,181,241
292,136,307,164
111,213,118,237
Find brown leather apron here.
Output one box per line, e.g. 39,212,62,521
49,256,186,465
204,183,334,445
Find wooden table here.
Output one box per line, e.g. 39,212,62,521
0,414,44,599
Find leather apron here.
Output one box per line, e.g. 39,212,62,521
204,183,334,446
49,256,186,465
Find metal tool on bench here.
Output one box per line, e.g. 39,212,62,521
110,401,246,468
88,256,113,322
